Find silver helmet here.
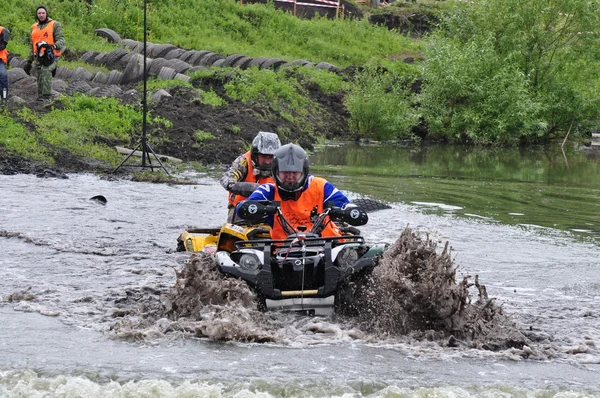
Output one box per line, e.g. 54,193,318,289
271,143,309,201
251,131,281,177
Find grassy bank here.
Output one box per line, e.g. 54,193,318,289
2,0,419,67
1,0,598,176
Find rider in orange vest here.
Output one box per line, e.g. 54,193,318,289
237,143,368,240
220,131,281,223
29,5,66,101
0,25,9,101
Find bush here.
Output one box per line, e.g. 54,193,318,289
345,65,419,141
419,0,600,144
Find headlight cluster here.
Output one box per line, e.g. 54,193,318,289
238,253,261,271
335,248,359,271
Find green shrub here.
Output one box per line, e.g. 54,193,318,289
345,65,419,141
198,89,226,107
294,67,344,95
419,0,600,144
194,130,215,143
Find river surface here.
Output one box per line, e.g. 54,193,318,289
1,144,599,397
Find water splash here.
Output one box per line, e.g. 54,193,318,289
336,227,530,353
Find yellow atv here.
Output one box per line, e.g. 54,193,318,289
176,222,271,254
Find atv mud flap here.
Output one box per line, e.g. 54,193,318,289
265,296,335,316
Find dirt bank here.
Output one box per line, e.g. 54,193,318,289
1,49,355,176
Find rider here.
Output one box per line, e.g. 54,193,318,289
236,143,368,240
220,131,281,223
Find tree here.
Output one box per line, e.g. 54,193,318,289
419,0,600,144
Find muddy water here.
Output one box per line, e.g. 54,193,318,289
1,165,599,396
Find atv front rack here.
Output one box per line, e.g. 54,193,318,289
234,235,365,250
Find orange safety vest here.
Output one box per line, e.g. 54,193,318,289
0,26,7,65
271,176,342,240
31,20,62,57
227,151,274,207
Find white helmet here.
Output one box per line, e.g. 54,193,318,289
251,131,281,177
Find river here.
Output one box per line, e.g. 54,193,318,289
0,144,599,397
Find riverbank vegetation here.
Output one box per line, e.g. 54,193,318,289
0,0,599,174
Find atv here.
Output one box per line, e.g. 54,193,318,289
177,200,388,315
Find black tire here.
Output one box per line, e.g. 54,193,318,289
247,57,269,69
151,44,178,59
353,198,392,213
67,80,92,94
166,59,191,74
315,61,338,72
232,56,253,69
92,72,108,84
187,50,212,66
81,51,100,64
7,68,28,84
199,53,224,66
95,28,121,43
106,70,123,85
164,48,186,60
287,59,313,68
222,54,245,67
260,58,286,70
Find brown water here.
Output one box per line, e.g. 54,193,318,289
0,162,599,396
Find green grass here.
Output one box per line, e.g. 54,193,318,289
2,95,161,167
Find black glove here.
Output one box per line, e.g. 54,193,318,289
230,182,259,197
238,200,278,220
342,205,368,226
326,202,368,226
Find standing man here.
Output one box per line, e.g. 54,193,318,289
29,5,65,102
220,131,281,223
0,24,9,102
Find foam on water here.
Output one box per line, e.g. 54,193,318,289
1,370,598,398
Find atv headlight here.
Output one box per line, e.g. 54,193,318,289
239,253,261,271
335,247,359,271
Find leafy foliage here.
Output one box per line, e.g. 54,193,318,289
345,64,420,141
419,0,600,144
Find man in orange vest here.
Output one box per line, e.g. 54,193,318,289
236,143,368,240
0,24,9,102
220,131,281,223
28,5,66,102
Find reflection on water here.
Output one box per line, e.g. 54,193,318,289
311,143,600,242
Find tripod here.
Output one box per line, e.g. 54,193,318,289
113,0,169,175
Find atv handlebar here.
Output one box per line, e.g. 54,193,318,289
325,202,368,227
238,200,280,220
238,200,368,235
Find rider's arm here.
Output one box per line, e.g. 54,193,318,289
235,183,276,225
323,181,368,226
219,154,248,191
323,181,351,208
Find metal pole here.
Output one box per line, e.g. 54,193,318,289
141,0,148,168
112,0,169,175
